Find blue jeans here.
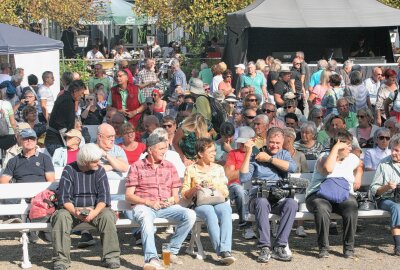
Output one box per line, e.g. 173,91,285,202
130,204,196,262
195,201,233,255
378,199,400,228
229,183,248,226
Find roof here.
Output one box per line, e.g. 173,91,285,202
228,0,400,33
0,24,63,55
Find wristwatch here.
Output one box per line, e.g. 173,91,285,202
268,157,273,163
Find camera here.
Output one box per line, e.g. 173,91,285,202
251,178,296,204
394,184,400,203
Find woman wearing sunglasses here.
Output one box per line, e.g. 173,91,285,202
80,93,104,125
363,127,391,171
218,69,234,97
151,89,166,114
349,108,379,149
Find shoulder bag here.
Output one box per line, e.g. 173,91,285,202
317,177,350,203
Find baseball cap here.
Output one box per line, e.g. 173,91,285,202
20,128,37,139
234,64,245,70
236,126,255,144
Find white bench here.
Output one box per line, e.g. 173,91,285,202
0,171,389,268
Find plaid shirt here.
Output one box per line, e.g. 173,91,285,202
138,69,158,98
126,158,181,205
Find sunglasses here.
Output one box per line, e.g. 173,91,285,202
163,124,173,128
246,99,257,102
356,115,365,119
378,136,390,141
86,98,94,101
152,94,158,97
227,102,236,105
205,88,210,90
293,62,301,65
263,109,275,113
245,115,256,119
314,116,323,119
284,106,294,109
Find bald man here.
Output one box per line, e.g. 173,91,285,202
96,123,129,175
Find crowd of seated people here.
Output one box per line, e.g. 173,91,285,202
1,55,400,270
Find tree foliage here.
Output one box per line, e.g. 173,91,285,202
379,0,400,9
134,0,253,34
0,0,98,29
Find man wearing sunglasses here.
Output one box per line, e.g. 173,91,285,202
262,102,285,129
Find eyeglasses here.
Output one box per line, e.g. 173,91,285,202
356,115,365,119
246,99,257,102
378,136,390,141
204,88,210,91
163,124,173,128
227,102,236,105
245,115,256,119
263,109,275,113
85,98,94,101
22,137,36,141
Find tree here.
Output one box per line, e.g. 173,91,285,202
380,0,400,9
134,0,252,34
0,0,98,30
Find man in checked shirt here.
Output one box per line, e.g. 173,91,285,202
125,133,196,270
51,143,120,270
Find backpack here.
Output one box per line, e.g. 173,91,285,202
29,189,58,220
0,101,10,136
199,95,227,134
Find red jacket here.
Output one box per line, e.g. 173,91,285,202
111,83,142,128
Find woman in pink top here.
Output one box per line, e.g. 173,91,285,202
308,70,331,108
218,69,234,97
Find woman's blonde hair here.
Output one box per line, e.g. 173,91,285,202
181,113,209,138
320,70,332,86
255,59,266,71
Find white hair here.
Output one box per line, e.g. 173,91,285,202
151,127,168,140
254,114,269,125
77,143,103,167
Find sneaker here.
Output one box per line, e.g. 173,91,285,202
77,232,96,248
143,258,165,270
170,254,183,265
242,227,257,239
272,246,292,261
329,223,339,235
165,225,174,234
296,226,307,237
104,259,120,269
257,247,271,263
220,251,236,265
318,248,329,258
344,249,355,259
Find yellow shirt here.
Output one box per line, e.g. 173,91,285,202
181,163,229,199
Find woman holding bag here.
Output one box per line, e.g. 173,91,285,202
305,129,363,259
181,138,236,265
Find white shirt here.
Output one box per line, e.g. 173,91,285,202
364,147,391,170
86,50,104,59
0,74,11,84
211,75,223,94
38,85,55,114
363,77,381,105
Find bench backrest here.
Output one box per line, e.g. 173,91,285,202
0,180,130,218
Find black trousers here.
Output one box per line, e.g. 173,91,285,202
306,193,358,252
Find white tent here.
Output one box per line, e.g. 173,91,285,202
0,23,63,94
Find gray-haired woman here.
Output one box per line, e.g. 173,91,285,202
363,127,391,171
349,108,379,149
307,107,324,131
294,121,324,160
370,134,400,256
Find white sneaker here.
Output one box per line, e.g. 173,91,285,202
285,244,292,257
296,226,307,237
242,227,256,239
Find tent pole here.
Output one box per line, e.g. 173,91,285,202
61,49,65,73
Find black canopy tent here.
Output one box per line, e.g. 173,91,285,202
224,0,400,67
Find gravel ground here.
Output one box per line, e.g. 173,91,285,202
0,218,397,270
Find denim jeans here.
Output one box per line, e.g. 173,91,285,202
378,198,400,228
195,201,233,255
229,183,248,226
130,204,196,263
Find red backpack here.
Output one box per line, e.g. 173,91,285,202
29,189,57,220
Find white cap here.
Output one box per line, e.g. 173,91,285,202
234,64,245,70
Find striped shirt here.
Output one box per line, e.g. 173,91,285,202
57,162,111,208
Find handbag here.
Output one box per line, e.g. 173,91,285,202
356,192,377,211
195,187,226,206
317,177,350,203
